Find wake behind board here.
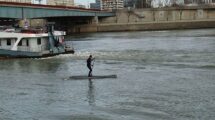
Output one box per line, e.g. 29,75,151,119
64,75,117,80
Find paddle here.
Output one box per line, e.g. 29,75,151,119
92,58,95,68
91,58,95,76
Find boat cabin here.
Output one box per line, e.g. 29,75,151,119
0,33,64,53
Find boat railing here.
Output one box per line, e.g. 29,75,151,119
0,46,12,50
17,45,47,52
17,46,30,51
30,45,48,52
1,45,48,52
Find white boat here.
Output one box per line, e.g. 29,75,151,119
0,25,74,58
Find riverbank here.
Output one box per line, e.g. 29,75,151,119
70,19,215,33
68,7,215,33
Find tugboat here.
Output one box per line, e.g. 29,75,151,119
0,24,74,58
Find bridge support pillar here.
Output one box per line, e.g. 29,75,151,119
92,16,99,24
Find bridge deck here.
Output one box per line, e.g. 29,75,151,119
0,1,115,19
0,1,101,11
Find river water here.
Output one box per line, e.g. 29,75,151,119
0,29,215,120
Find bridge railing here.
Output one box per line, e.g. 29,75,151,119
0,0,31,4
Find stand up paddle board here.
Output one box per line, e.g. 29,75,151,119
63,75,117,80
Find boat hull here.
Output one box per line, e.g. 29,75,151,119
0,49,74,58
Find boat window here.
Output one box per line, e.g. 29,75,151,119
37,38,41,45
0,40,1,46
7,39,11,46
18,40,22,46
26,39,29,46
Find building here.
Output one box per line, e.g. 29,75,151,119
77,4,86,8
90,3,97,9
46,0,74,6
90,0,102,9
102,0,124,10
32,0,47,5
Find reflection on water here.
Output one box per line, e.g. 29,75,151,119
1,29,215,120
87,79,96,106
0,59,61,73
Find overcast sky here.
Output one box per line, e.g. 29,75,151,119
74,0,94,6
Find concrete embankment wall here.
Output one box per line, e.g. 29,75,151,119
70,7,215,33
97,20,215,32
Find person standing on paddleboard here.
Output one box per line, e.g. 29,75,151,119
87,55,95,77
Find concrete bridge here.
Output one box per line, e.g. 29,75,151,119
0,1,115,19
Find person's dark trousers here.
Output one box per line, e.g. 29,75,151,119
87,65,92,77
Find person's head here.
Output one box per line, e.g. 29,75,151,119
89,55,92,58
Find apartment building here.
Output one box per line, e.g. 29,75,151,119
102,0,124,10
90,0,102,9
